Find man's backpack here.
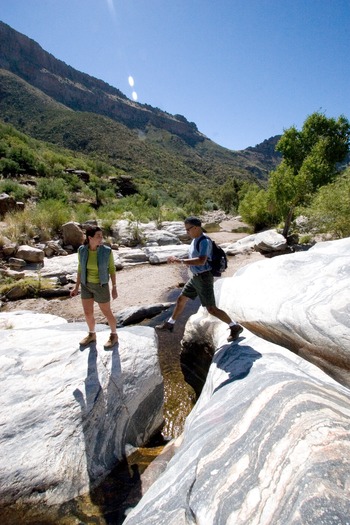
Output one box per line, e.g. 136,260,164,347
196,235,228,277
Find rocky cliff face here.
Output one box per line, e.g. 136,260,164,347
0,21,203,146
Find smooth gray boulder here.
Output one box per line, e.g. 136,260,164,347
61,221,84,249
225,229,287,255
218,237,350,388
144,245,189,264
16,245,45,263
116,302,174,326
0,311,163,511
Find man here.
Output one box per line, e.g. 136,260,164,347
156,216,243,342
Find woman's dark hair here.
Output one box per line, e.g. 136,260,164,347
84,226,102,245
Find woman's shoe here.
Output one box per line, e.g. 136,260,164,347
79,332,96,346
104,333,118,350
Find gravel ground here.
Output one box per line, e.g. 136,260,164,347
1,224,264,322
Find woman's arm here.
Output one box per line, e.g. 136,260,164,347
70,272,81,297
109,252,118,300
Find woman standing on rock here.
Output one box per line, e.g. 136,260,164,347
70,226,118,350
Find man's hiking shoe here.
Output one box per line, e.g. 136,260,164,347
227,324,243,342
104,333,118,350
79,332,96,346
155,321,174,332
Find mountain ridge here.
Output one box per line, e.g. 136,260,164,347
0,20,282,192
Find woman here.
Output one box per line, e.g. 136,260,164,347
70,226,118,349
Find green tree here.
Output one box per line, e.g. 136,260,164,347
218,178,240,213
238,185,276,232
272,112,350,237
304,167,350,238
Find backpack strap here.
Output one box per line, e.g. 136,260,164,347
195,234,212,259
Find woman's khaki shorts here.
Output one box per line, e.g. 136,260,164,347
81,282,110,303
181,271,216,307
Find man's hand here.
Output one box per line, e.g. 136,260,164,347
167,256,182,264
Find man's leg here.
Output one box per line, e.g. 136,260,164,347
196,272,243,342
172,294,190,320
156,294,190,331
206,305,232,324
206,305,243,341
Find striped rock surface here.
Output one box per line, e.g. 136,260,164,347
0,312,163,511
124,238,350,525
124,331,350,525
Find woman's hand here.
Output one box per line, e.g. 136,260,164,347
70,287,79,297
111,286,118,300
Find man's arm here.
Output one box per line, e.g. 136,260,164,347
167,255,207,266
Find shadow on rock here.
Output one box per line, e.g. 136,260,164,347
213,343,262,394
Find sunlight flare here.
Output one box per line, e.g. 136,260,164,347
106,0,116,16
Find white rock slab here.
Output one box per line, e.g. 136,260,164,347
0,312,163,509
160,221,188,242
144,230,181,246
225,229,287,255
117,247,149,265
143,245,189,264
124,330,350,525
217,237,350,388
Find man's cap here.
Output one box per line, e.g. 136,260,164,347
184,216,202,227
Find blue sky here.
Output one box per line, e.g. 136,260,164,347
1,0,349,150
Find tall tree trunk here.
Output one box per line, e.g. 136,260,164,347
282,206,294,238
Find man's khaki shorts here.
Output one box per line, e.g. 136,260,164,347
181,271,216,307
81,282,110,303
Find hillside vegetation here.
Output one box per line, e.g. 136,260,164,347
0,22,282,193
2,21,349,244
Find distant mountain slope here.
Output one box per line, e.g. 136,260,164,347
0,21,203,147
0,21,281,187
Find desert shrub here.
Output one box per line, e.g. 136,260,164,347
0,158,20,177
97,194,159,223
0,179,31,201
37,178,69,202
299,234,313,244
0,275,54,299
203,200,219,211
73,203,97,224
60,172,83,193
2,209,37,241
4,200,72,242
9,146,37,175
32,200,72,238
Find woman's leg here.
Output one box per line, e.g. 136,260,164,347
99,301,118,349
98,301,117,333
81,298,96,332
